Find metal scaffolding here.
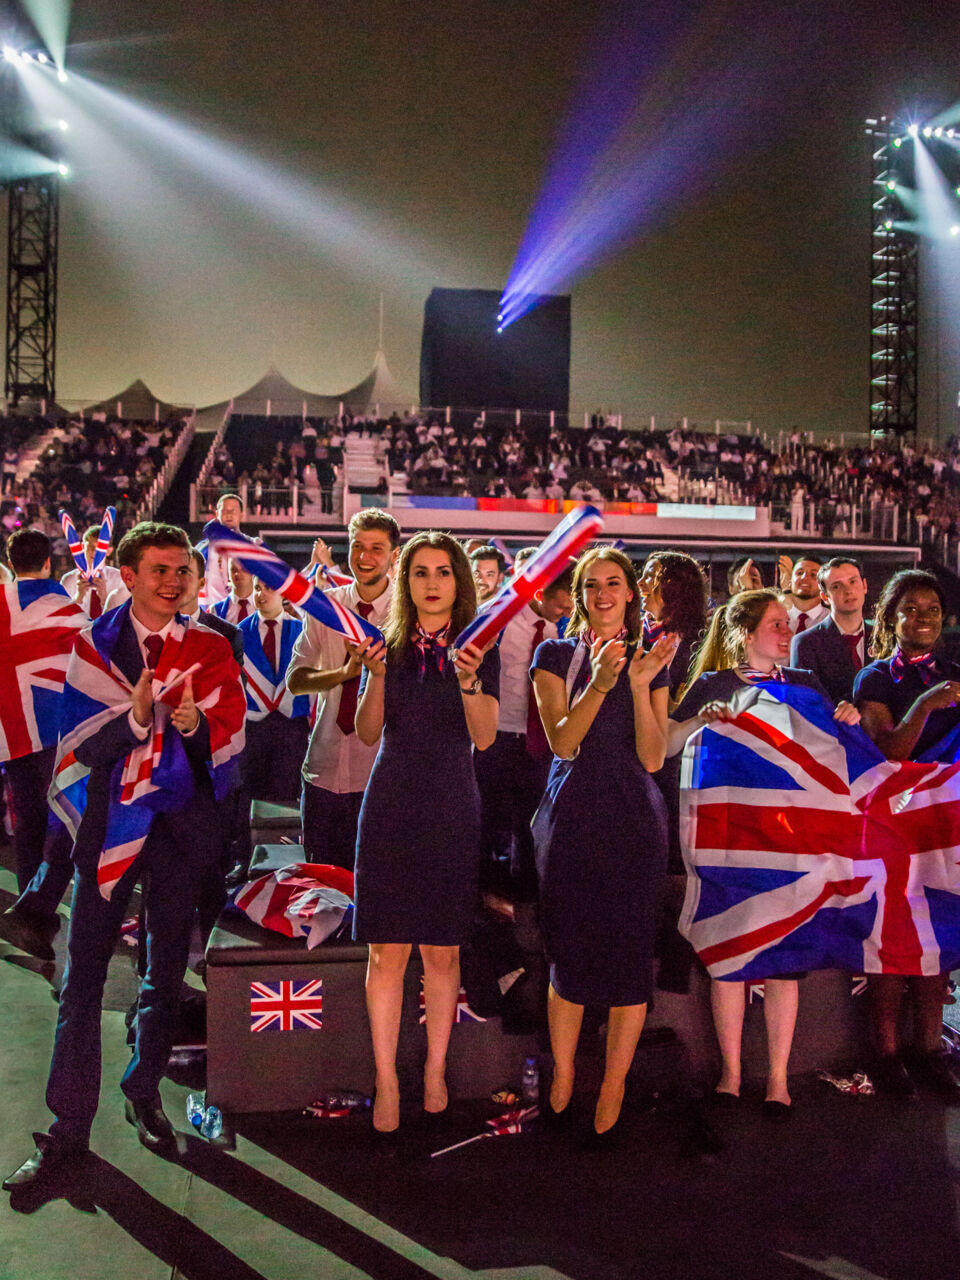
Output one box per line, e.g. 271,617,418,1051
4,174,59,405
866,116,918,436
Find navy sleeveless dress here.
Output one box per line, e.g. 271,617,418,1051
353,645,500,946
530,637,669,1006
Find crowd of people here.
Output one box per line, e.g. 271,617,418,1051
2,488,960,1195
0,412,188,571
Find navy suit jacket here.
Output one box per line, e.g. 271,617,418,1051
790,615,873,706
70,613,219,873
196,608,244,668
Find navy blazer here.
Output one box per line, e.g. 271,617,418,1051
196,608,244,668
790,614,873,706
70,613,219,873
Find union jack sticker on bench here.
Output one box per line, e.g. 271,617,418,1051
249,978,324,1032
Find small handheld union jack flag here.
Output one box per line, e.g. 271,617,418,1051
59,505,116,579
430,1106,539,1157
203,521,383,646
453,504,604,653
304,562,353,588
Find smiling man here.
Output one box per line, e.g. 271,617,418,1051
287,510,400,869
3,522,246,1192
790,557,870,704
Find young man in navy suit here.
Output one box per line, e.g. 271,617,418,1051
3,523,245,1192
790,557,869,704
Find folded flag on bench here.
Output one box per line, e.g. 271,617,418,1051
234,862,354,949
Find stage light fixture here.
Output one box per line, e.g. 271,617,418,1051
885,177,897,191
884,219,894,230
57,119,68,131
935,127,943,138
893,137,903,148
36,51,47,64
952,225,960,237
923,126,933,138
908,124,919,138
57,68,66,82
20,50,32,62
3,44,18,62
57,162,68,176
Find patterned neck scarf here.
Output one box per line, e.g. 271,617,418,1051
411,621,450,681
586,625,629,647
890,646,938,686
738,664,784,683
642,612,664,646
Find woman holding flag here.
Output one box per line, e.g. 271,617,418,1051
530,546,679,1145
351,531,499,1135
853,569,960,1101
671,588,859,1116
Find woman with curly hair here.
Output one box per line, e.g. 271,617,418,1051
638,550,709,703
853,568,960,1102
351,531,500,1134
530,547,679,1145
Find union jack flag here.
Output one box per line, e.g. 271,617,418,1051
679,682,960,979
454,504,604,652
203,521,383,647
237,614,313,721
249,979,324,1032
0,581,85,762
59,506,115,579
49,602,247,899
304,562,353,589
418,978,486,1024
234,861,354,949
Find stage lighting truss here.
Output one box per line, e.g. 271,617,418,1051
866,116,918,435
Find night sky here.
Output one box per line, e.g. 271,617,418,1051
6,0,960,433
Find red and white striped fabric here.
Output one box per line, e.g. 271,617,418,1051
234,862,355,949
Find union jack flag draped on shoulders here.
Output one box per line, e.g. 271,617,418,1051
679,682,960,978
49,601,247,899
237,614,313,721
0,581,85,762
234,862,354,948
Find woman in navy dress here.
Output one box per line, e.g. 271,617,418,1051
352,531,499,1134
530,547,679,1142
670,588,860,1116
853,569,960,1101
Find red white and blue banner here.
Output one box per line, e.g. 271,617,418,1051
234,862,354,948
679,682,960,979
250,978,324,1032
237,615,313,721
418,977,486,1025
0,581,85,762
453,503,603,652
59,506,116,579
203,521,383,647
49,603,247,899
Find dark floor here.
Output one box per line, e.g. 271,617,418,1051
2,842,959,1280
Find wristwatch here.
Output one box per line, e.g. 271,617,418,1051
460,676,482,696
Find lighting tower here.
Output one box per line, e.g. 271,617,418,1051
1,33,60,408
865,116,917,436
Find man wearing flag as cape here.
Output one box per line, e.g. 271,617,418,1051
4,521,246,1193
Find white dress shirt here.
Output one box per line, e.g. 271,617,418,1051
127,612,199,739
496,605,558,733
787,601,829,636
62,564,127,618
288,579,393,794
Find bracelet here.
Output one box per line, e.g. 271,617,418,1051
460,676,482,696
589,681,611,695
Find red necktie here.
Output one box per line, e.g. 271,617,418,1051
525,618,550,758
336,602,374,736
795,612,809,633
842,629,864,672
237,598,250,621
143,633,164,672
89,579,103,618
263,618,278,674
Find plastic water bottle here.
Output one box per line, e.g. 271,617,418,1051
185,1093,205,1129
521,1055,540,1104
315,1090,371,1111
200,1105,223,1140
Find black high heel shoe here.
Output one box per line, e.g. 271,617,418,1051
579,1118,623,1152
541,1096,575,1132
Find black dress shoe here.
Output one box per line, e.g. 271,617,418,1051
908,1050,960,1103
124,1098,176,1150
761,1099,793,1121
579,1116,624,1152
873,1053,918,1099
541,1098,575,1132
0,906,58,961
3,1134,80,1190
